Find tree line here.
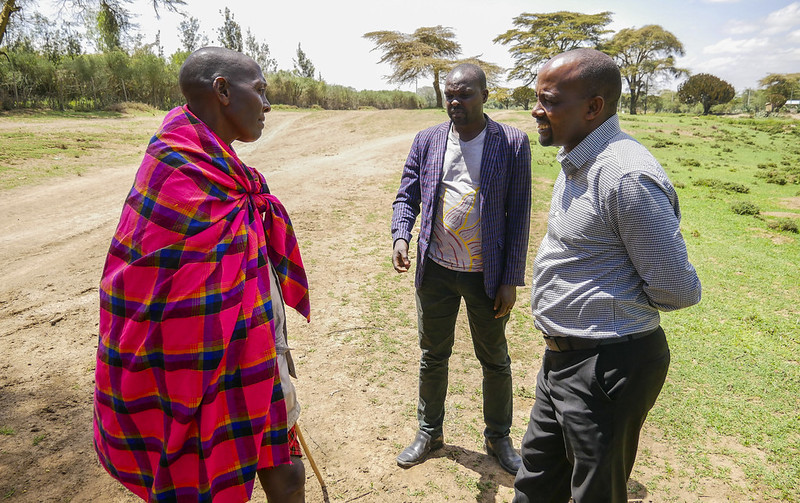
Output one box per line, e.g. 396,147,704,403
364,11,800,116
0,2,423,111
0,2,798,115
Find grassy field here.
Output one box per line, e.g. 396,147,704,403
1,108,798,501
367,110,800,500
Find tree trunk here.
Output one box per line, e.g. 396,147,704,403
433,70,442,109
629,90,639,115
0,0,20,49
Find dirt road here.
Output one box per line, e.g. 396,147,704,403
0,109,742,502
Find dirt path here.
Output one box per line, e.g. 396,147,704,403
0,109,748,502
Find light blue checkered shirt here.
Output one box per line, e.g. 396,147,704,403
531,115,701,339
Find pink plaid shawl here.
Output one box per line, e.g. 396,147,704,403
94,106,310,502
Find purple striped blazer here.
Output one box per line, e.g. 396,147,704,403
391,116,532,299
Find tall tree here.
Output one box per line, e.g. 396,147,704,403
292,42,314,78
364,25,461,108
216,7,241,52
178,16,207,53
245,28,276,74
603,25,686,115
493,11,612,86
759,73,800,112
677,73,735,115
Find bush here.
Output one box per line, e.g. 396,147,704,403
731,201,760,215
766,218,799,233
693,178,750,193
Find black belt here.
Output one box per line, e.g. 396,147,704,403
543,329,657,352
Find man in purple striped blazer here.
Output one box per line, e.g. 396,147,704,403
391,63,532,475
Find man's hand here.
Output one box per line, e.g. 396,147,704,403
392,239,411,273
493,284,517,318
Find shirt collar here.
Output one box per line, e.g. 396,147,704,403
556,114,621,175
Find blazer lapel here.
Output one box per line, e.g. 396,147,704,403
479,117,502,214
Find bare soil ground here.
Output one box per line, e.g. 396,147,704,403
0,109,764,502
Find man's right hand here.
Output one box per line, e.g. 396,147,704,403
392,239,411,273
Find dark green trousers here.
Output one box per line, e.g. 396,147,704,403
415,260,513,440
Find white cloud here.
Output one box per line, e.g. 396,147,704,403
703,37,770,54
703,0,740,3
763,2,800,35
725,20,759,35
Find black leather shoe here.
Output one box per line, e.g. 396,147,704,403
485,436,521,475
396,430,444,468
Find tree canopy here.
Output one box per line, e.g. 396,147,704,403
493,11,613,86
364,25,461,108
759,73,799,112
677,73,735,114
603,24,685,115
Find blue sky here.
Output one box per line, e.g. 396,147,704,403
127,0,800,93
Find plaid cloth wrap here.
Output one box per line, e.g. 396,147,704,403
94,105,310,502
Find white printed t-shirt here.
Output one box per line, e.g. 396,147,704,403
428,123,486,272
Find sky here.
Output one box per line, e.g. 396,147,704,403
122,0,800,93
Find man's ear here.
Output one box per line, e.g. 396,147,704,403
213,76,231,105
481,88,489,104
586,95,605,121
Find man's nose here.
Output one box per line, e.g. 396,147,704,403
263,97,271,113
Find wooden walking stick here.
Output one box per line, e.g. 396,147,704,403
295,422,328,500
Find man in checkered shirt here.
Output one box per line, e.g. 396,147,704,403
514,49,701,502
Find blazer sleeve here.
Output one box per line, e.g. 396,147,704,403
391,131,424,244
501,130,532,287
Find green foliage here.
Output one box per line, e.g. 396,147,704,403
766,217,799,233
603,25,686,115
677,73,735,115
265,70,422,110
759,73,800,112
692,178,750,193
511,85,536,110
292,43,315,79
730,201,760,215
216,7,242,52
489,86,512,109
493,11,612,85
245,28,276,74
177,16,207,53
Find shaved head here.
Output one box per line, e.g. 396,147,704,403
178,47,270,145
179,47,261,105
447,63,487,91
543,48,622,113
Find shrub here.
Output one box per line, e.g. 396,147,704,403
693,178,750,193
731,201,760,215
766,218,799,233
678,157,702,167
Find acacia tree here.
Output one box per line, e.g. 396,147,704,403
759,73,799,112
493,11,612,86
677,73,735,115
511,85,536,110
364,25,461,108
603,25,686,115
